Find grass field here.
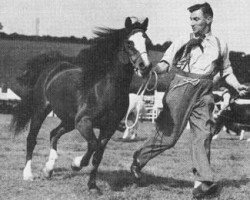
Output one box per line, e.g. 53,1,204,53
0,114,249,200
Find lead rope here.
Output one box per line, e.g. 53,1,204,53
125,71,158,129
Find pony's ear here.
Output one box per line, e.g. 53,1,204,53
125,17,132,29
141,18,149,31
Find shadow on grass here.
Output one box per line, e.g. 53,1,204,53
220,177,250,188
97,170,193,191
60,168,193,191
54,167,69,173
112,137,148,143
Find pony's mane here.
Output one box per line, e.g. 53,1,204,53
76,27,126,67
76,27,129,91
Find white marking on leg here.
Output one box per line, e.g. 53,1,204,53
212,134,219,140
194,181,202,188
45,149,58,171
239,130,245,140
131,133,136,140
23,160,34,181
122,128,130,139
72,156,84,168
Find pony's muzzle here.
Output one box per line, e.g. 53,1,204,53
141,63,153,78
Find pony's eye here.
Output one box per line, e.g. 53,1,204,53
126,41,134,49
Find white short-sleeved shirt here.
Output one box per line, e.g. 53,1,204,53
161,32,233,77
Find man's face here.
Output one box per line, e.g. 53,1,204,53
190,9,212,36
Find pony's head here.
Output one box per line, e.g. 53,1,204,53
79,17,153,92
123,17,152,77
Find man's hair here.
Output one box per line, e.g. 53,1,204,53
187,2,213,18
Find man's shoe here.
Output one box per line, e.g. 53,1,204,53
192,182,219,199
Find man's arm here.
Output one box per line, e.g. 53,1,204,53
220,40,248,96
153,37,185,75
225,74,248,96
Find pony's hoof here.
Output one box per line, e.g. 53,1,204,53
23,170,34,181
23,175,34,181
42,167,53,179
71,157,83,171
71,164,82,171
212,135,219,140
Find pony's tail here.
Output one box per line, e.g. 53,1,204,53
10,90,34,135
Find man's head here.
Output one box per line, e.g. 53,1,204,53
188,2,213,36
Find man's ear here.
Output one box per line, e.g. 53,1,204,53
206,16,213,24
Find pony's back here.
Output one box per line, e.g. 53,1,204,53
17,51,74,88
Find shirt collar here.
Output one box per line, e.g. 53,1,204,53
191,31,212,40
204,31,212,40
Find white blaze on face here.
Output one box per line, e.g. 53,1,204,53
128,32,150,67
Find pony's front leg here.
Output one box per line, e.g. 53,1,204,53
72,116,97,171
87,128,114,194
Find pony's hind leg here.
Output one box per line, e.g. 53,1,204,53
71,116,97,171
23,110,48,181
43,121,74,178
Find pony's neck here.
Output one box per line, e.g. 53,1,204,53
111,60,134,93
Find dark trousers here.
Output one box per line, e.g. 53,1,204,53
133,72,215,182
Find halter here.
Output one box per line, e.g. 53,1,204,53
129,51,148,72
123,28,149,72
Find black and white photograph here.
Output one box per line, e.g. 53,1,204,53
0,0,249,199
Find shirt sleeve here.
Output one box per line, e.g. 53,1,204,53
160,37,186,66
220,41,233,77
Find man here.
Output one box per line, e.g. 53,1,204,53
130,2,248,198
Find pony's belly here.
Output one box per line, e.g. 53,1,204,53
46,67,82,120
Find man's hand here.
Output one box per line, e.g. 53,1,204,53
225,74,249,96
154,61,169,74
236,84,249,96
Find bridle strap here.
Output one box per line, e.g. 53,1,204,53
128,51,148,70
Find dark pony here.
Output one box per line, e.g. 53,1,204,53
11,17,152,193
